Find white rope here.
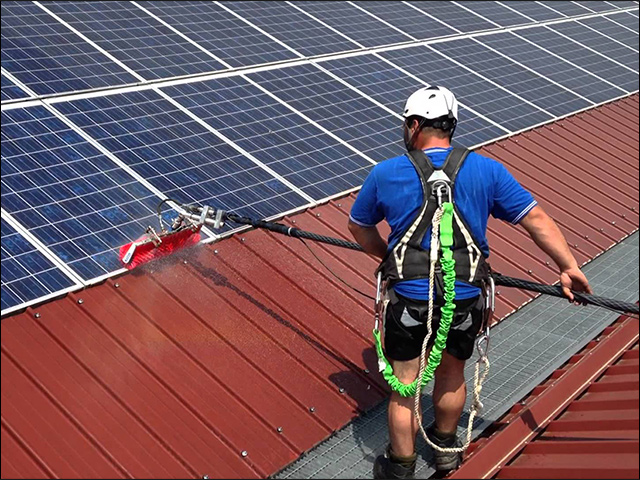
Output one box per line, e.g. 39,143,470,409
411,207,491,454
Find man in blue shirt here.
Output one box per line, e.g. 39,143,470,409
348,86,591,478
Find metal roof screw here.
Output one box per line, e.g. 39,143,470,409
241,450,248,458
214,249,219,255
611,221,616,225
203,476,210,479
316,213,321,218
337,203,342,207
114,283,120,288
309,406,316,413
584,235,589,240
339,387,345,394
367,384,371,390
34,312,41,319
292,219,296,224
573,244,578,249
545,261,550,266
364,368,370,374
277,427,283,433
496,291,501,296
77,298,84,305
621,214,626,219
527,270,532,274
184,260,188,264
599,228,604,233
240,237,246,243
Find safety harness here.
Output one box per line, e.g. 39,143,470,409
372,147,495,452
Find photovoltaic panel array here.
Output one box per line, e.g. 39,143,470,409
1,1,638,316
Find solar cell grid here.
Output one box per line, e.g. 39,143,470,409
352,1,458,40
1,74,30,102
1,106,162,280
44,1,225,80
1,1,138,96
142,1,298,69
480,32,621,104
517,26,636,93
491,1,565,21
381,46,549,132
457,1,535,26
294,1,411,47
320,53,506,146
249,63,403,161
604,11,640,31
578,14,640,51
163,76,375,200
1,217,76,313
538,1,593,16
431,38,591,116
550,20,639,74
222,1,360,57
407,1,497,32
54,89,308,220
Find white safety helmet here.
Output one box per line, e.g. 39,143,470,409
402,85,459,132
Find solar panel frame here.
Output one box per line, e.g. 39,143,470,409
431,37,592,117
1,105,165,280
490,1,568,21
1,1,139,96
577,14,640,51
43,1,227,81
221,1,361,57
572,1,626,13
137,1,299,69
1,216,78,315
602,10,640,32
53,88,310,222
537,1,594,17
248,63,404,162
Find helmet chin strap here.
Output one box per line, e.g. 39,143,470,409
404,118,426,152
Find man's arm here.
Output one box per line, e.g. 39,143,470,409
348,220,388,260
519,205,592,301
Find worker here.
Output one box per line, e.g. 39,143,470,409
348,86,592,479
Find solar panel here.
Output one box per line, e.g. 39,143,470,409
406,1,498,32
550,20,639,75
293,1,412,47
431,37,592,117
578,14,640,51
573,1,625,13
320,53,506,146
380,45,549,132
491,1,567,21
480,32,623,104
43,1,226,80
604,10,640,31
1,217,77,313
162,76,374,200
141,1,298,68
517,25,637,94
1,74,30,102
459,1,536,26
352,1,458,40
1,1,138,96
249,63,403,161
607,1,640,8
537,1,594,16
1,106,163,280
54,89,308,220
222,1,361,57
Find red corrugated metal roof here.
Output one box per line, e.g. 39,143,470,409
452,314,639,479
1,95,638,478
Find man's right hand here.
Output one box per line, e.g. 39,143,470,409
560,266,592,302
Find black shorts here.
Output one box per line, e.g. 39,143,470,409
383,291,484,361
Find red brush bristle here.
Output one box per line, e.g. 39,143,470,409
119,227,202,270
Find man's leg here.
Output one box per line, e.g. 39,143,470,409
388,357,421,457
432,350,467,434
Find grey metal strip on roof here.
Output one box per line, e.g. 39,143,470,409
275,231,639,479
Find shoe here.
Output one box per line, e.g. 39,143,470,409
426,424,463,471
373,445,417,479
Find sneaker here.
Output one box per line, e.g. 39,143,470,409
426,425,463,471
373,445,417,479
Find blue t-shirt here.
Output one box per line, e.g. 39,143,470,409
350,147,537,300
